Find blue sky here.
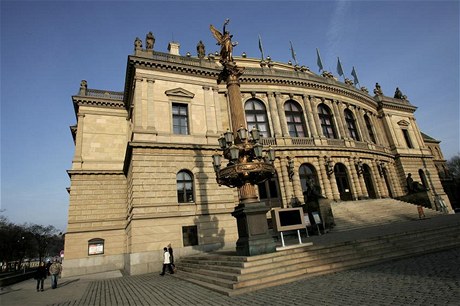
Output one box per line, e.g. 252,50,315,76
1,0,459,231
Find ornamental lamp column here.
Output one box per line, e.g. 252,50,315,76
211,20,276,256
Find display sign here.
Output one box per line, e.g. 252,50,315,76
312,211,322,224
271,208,306,232
304,214,311,227
88,243,104,255
88,238,105,255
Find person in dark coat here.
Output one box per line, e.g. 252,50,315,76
34,262,47,292
167,243,175,269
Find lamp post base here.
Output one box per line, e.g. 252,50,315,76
232,203,276,256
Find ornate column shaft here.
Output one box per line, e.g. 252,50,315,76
275,92,289,137
311,97,323,137
302,95,318,137
267,92,282,137
353,107,367,142
348,158,362,200
280,157,293,206
318,157,334,200
331,100,344,139
292,160,304,202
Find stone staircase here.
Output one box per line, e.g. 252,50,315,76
330,198,443,232
173,200,459,296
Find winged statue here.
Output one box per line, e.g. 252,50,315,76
210,19,237,63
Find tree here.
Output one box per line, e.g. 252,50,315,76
446,154,460,180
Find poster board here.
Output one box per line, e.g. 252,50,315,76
271,207,306,232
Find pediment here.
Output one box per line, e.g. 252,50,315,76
397,120,410,126
165,88,195,99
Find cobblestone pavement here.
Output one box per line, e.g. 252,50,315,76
2,247,459,306
3,247,457,306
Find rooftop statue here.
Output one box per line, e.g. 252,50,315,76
134,37,142,51
196,40,206,59
374,82,383,95
394,87,407,100
146,32,155,50
210,19,238,64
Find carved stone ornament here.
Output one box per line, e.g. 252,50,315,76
397,120,410,126
344,78,354,86
197,40,206,59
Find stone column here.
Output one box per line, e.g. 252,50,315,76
212,87,223,133
331,100,344,139
311,97,323,137
146,79,156,133
318,157,334,200
354,107,367,142
383,114,400,147
409,117,424,148
275,92,289,137
73,113,85,169
368,113,381,145
329,166,341,201
203,86,217,135
292,160,304,203
280,157,293,206
133,76,143,129
302,95,318,137
387,162,401,196
347,158,362,200
371,160,385,198
267,92,282,137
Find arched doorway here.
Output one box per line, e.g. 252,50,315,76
362,164,377,199
334,163,353,201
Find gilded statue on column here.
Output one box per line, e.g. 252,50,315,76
210,19,238,64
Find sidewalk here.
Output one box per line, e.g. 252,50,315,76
1,214,459,306
0,271,121,306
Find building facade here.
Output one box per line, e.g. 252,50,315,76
64,36,452,277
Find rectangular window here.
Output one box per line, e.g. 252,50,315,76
402,129,413,148
182,226,198,247
172,103,188,135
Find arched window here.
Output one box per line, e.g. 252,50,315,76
318,104,337,139
344,109,360,141
245,99,271,137
299,163,319,193
364,115,376,143
284,101,307,137
177,170,194,203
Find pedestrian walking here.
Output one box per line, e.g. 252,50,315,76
167,243,176,272
159,247,174,276
49,258,62,289
34,262,47,292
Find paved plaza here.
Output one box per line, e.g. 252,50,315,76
1,247,459,306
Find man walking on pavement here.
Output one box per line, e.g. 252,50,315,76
159,247,174,276
49,258,62,289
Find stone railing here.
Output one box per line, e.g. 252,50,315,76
327,138,346,147
260,137,277,146
86,89,124,100
291,137,315,146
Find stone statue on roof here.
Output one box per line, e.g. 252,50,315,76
394,87,407,100
197,40,206,59
134,37,142,51
146,32,155,50
374,83,383,95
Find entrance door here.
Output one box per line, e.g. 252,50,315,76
334,163,353,201
363,164,377,199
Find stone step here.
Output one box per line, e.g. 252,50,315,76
174,220,460,296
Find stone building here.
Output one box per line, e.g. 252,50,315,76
64,36,452,277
